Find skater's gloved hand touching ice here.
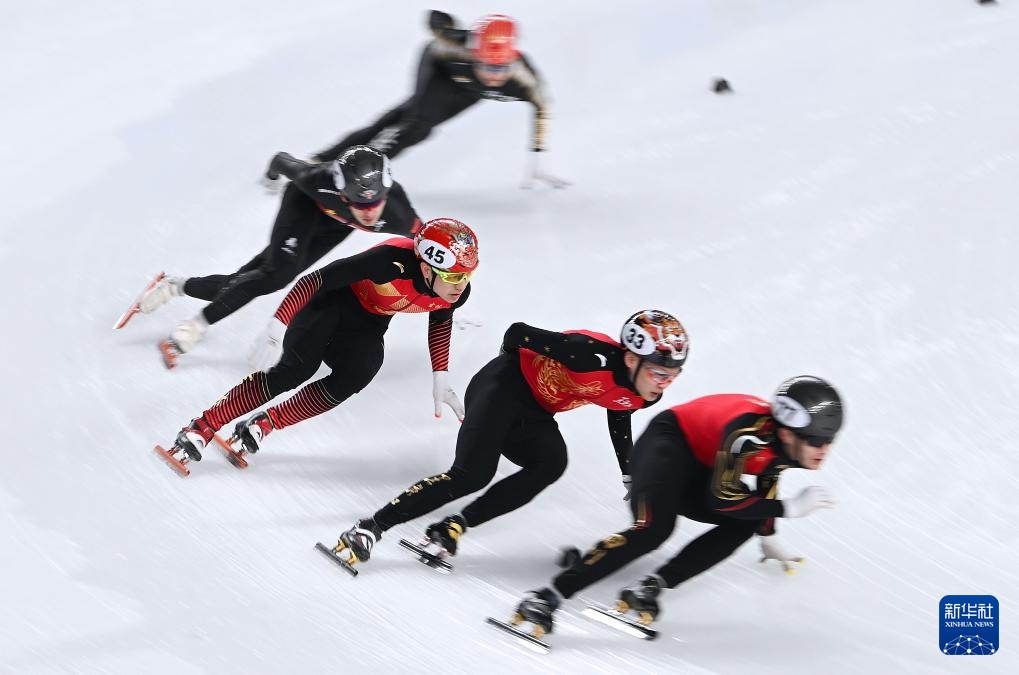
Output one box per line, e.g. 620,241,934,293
758,533,805,574
521,152,571,190
432,371,465,421
248,318,286,372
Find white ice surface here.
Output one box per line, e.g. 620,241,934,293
2,1,1017,673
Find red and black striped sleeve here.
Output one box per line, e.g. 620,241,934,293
426,283,471,372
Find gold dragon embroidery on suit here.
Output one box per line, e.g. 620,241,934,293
532,355,603,410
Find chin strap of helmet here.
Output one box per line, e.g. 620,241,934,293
423,265,440,297
627,355,645,390
775,427,802,465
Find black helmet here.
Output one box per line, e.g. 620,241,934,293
771,376,843,443
331,145,393,204
620,309,689,369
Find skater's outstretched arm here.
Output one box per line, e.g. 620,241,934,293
426,284,471,372
515,54,549,153
428,289,470,421
606,409,636,475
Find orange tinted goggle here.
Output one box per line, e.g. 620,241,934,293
431,266,472,284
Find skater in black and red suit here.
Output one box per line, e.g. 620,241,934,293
510,376,844,637
322,310,690,571
302,11,567,188
154,218,479,475
132,146,423,367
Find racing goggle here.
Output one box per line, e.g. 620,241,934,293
796,433,835,447
430,266,472,285
644,365,680,384
348,197,385,211
475,62,512,76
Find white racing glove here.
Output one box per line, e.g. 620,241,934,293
521,152,571,190
432,371,465,421
247,318,286,372
782,486,835,518
621,475,633,501
758,534,805,574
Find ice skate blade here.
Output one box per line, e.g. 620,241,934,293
581,604,658,640
158,340,180,369
212,434,248,469
114,272,165,329
398,538,452,573
153,444,190,477
314,542,358,577
485,617,551,654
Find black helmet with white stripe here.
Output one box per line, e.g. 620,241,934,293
331,145,393,205
771,376,843,444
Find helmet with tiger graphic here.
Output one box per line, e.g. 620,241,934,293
414,218,480,284
619,309,689,369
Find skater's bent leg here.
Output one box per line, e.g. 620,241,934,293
200,262,299,325
181,274,232,301
201,186,323,325
459,421,568,527
268,335,385,430
371,364,519,530
199,372,276,431
315,105,407,162
654,519,759,589
371,425,503,530
197,313,330,430
182,242,272,301
552,488,679,599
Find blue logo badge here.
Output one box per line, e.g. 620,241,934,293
940,595,998,655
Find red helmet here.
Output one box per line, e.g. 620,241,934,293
469,14,518,65
414,218,480,274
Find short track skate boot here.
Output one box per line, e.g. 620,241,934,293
139,276,183,314
262,152,303,191
159,317,207,368
175,417,216,461
425,514,467,556
233,411,274,454
617,575,664,625
336,518,383,564
315,518,383,577
556,546,582,569
265,151,296,181
513,588,561,638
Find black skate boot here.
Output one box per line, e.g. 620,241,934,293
556,546,582,569
233,411,274,454
315,518,383,577
338,518,383,562
617,575,664,625
264,151,296,181
425,514,467,556
514,588,561,637
175,417,215,461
